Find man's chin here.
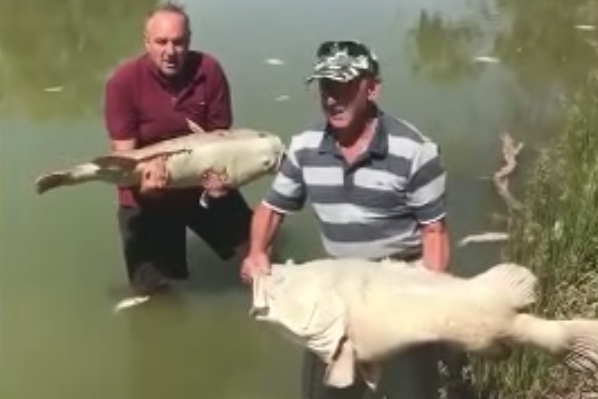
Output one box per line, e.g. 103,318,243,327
160,65,181,77
327,117,352,130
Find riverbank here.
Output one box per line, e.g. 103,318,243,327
468,71,598,399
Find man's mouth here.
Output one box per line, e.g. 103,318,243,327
163,59,178,69
328,104,348,116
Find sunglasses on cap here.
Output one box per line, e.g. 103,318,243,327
315,40,380,76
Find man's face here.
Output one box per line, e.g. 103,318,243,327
318,77,379,130
144,11,190,77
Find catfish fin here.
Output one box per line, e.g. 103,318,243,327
324,338,356,388
186,118,206,134
92,155,139,171
357,362,382,391
473,263,538,310
198,191,210,208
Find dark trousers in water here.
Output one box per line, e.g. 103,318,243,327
301,344,441,399
115,190,252,294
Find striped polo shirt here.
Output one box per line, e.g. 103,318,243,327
263,108,447,260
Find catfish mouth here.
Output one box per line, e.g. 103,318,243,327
249,305,269,318
273,151,287,173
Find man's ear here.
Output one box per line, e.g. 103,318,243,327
366,79,381,101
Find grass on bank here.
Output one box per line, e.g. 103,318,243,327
468,72,598,399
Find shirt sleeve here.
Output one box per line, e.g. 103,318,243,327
405,140,447,224
262,136,307,214
102,67,138,141
205,57,233,130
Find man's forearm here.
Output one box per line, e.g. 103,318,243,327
421,220,450,272
249,203,284,255
111,138,136,152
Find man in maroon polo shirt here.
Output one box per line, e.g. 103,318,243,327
102,3,252,298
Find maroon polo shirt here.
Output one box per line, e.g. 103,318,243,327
102,50,233,207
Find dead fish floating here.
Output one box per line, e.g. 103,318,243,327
112,295,150,313
251,258,598,389
457,231,510,247
473,55,500,64
574,25,596,32
34,120,286,206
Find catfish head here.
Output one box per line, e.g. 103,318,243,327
249,262,353,386
219,130,287,186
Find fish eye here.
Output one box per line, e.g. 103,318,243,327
261,156,275,169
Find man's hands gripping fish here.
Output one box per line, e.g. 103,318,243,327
137,154,231,201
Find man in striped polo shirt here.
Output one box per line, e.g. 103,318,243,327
241,40,449,399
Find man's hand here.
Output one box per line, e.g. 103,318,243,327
135,159,232,198
200,169,232,198
137,156,169,194
240,251,271,284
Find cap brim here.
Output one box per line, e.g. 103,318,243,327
305,69,359,84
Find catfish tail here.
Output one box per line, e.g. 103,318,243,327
35,172,72,194
473,263,538,310
560,319,598,374
35,162,117,195
511,314,598,375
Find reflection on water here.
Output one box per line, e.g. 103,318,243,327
408,0,598,92
0,0,155,122
1,0,597,397
407,11,486,83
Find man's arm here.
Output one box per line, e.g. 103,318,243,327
101,67,168,191
248,137,307,255
406,141,449,272
103,68,138,151
205,57,233,130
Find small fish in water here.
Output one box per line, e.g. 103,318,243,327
251,258,598,389
457,232,509,247
473,56,500,64
113,295,150,313
44,86,64,93
264,58,285,66
574,25,596,31
34,119,287,208
274,95,291,102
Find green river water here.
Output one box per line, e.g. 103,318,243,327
1,0,597,397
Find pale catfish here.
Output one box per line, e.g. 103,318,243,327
250,258,598,390
34,120,286,206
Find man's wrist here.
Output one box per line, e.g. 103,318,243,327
248,242,268,257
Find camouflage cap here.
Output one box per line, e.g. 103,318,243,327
305,40,380,84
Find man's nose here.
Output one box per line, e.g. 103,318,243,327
325,94,339,105
164,42,175,55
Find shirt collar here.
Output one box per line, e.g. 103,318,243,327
318,106,388,158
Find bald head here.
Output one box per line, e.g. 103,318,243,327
144,4,190,35
143,3,191,77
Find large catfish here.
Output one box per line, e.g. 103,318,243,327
34,120,286,206
250,258,598,389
